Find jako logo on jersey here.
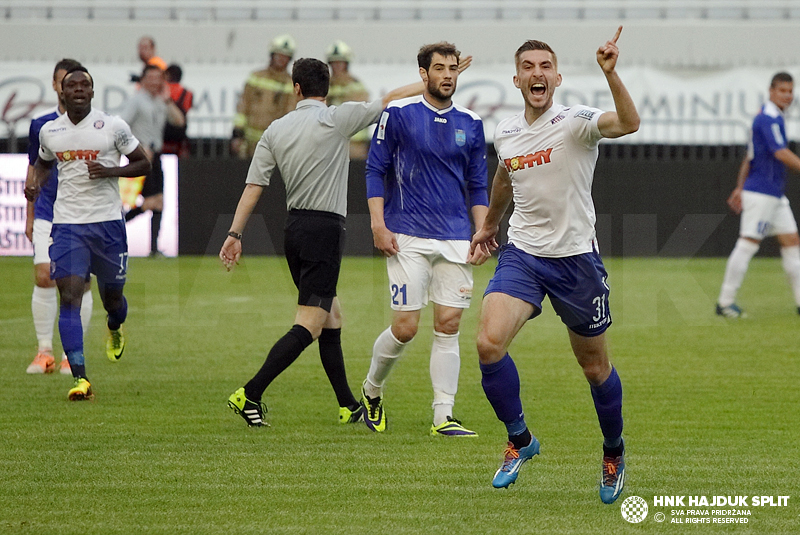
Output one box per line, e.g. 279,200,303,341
434,116,447,124
56,150,100,162
504,148,553,171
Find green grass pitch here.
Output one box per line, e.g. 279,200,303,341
1,255,797,534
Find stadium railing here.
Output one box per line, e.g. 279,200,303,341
1,0,798,22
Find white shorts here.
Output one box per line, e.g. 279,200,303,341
740,190,798,240
32,218,53,265
386,233,473,311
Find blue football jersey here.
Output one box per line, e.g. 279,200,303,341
366,96,488,240
28,108,60,221
743,101,788,198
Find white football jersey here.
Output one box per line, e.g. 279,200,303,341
39,109,139,224
494,103,604,258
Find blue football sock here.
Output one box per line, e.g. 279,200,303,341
66,350,87,379
59,303,83,354
590,366,624,448
481,353,526,433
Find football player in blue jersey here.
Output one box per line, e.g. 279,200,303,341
24,58,94,376
470,27,639,503
360,42,489,437
717,72,800,318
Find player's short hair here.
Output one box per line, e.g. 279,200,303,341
53,58,82,81
771,72,793,88
291,58,329,98
417,42,460,71
63,65,93,87
141,64,164,80
515,40,558,69
165,64,183,83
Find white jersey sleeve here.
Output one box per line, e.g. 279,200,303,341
112,117,140,156
566,105,604,149
38,124,56,162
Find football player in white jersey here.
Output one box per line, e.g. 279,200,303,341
25,67,151,401
469,27,639,503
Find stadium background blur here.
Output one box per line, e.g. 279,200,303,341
2,0,800,258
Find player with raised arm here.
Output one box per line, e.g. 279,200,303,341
25,67,151,400
470,27,639,503
360,42,489,436
717,72,800,318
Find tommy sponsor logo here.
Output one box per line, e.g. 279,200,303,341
504,148,553,172
501,127,522,135
434,116,447,123
48,127,67,133
56,149,100,162
576,109,596,121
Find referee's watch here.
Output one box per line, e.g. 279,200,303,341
227,231,242,240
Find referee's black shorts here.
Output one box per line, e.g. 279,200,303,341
140,152,164,198
284,209,346,313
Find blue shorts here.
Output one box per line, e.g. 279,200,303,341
484,244,611,337
50,221,128,285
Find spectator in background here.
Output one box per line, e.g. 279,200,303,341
121,65,185,257
162,64,193,158
326,40,370,159
138,36,167,71
231,34,296,159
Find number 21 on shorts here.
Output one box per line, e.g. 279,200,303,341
391,283,407,306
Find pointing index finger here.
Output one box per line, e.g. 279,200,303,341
610,25,623,45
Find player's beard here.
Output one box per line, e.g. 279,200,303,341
427,79,455,102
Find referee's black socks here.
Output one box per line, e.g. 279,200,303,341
318,328,359,410
245,324,313,400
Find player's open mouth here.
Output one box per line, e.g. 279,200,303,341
531,83,546,96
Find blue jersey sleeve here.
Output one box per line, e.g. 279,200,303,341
753,114,787,154
28,113,59,221
466,119,488,208
28,116,45,165
365,109,394,199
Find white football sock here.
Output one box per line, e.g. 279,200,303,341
364,326,407,398
780,245,800,306
32,285,57,352
718,238,760,307
80,288,93,336
430,331,460,426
